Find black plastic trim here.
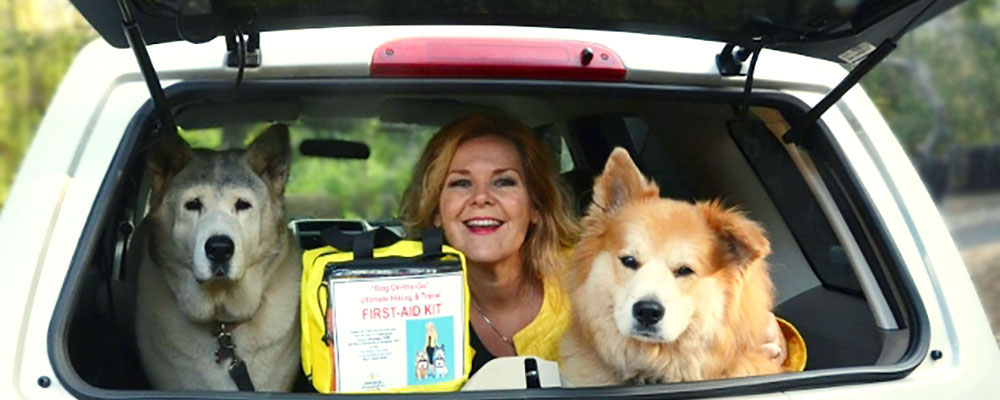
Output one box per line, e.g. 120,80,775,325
48,78,928,400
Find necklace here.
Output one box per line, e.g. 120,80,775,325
470,300,514,346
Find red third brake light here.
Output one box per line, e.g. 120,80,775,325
371,38,625,81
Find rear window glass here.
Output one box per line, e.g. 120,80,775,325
180,118,437,220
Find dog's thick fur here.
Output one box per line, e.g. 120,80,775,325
133,125,301,391
559,148,781,386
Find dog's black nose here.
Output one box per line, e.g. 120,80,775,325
633,300,665,327
205,235,235,266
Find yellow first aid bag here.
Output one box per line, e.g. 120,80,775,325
301,227,472,393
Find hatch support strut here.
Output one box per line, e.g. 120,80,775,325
781,0,941,145
114,0,176,136
780,38,896,145
716,41,763,121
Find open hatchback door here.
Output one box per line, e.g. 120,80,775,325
74,0,964,63
69,0,969,144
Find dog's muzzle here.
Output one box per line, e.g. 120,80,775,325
205,235,235,277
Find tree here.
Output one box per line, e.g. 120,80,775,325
862,0,1000,156
0,0,96,209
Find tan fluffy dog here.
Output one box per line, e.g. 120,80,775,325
559,148,782,386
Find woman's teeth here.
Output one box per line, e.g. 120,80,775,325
465,219,502,227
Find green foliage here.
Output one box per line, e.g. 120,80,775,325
284,119,435,220
179,128,225,149
180,120,435,220
0,20,96,209
862,0,1000,156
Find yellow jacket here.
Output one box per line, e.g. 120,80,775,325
507,276,573,361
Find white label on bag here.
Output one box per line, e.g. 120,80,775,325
329,272,465,391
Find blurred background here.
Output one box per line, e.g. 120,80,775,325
1,0,997,342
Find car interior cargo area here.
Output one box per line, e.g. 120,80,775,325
53,82,918,396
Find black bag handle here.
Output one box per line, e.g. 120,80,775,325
319,227,354,251
421,227,444,257
352,229,377,259
320,226,444,260
320,226,401,259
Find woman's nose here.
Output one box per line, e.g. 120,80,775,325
471,184,495,206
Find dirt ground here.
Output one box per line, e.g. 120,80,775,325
957,244,1000,343
939,193,1000,343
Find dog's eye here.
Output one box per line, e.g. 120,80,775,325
675,265,695,277
235,199,252,211
619,255,639,270
184,198,202,212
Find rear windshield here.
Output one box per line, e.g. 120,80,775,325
53,84,916,399
181,119,437,220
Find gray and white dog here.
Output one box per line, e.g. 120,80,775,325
133,124,301,391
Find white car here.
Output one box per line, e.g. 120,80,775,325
1,0,996,398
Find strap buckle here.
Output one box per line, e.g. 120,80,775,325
214,323,237,364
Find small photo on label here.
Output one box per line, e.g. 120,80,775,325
406,316,455,385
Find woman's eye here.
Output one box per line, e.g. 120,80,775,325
494,177,517,187
184,198,202,212
675,265,695,277
446,179,471,188
235,199,252,211
619,255,639,270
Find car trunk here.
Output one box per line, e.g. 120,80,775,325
49,78,925,398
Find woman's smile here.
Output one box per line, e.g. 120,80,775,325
463,217,505,235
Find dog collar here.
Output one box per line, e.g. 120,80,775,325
213,322,256,391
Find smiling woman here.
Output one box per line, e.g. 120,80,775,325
436,135,540,269
400,113,579,373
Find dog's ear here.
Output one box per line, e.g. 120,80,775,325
590,147,659,216
246,124,292,195
698,200,771,268
147,131,193,200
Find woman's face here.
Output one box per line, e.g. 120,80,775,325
436,134,539,266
